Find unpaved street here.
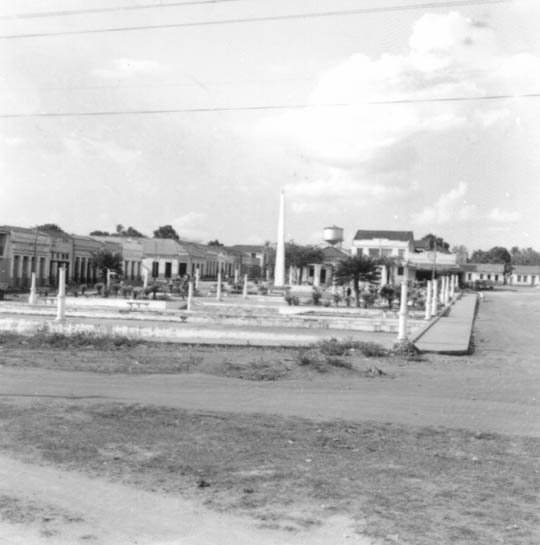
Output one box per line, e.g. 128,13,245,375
2,290,540,436
0,289,539,544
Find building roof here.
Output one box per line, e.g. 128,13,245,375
354,230,414,242
512,265,540,274
141,237,187,257
322,245,349,260
462,263,506,273
228,244,264,254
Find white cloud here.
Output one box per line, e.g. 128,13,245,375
487,207,522,223
93,58,168,79
63,135,141,164
172,212,208,240
412,182,476,226
284,168,403,214
0,134,24,146
260,12,540,169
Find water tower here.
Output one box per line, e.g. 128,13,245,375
323,226,344,247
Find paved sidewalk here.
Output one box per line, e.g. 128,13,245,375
413,293,478,354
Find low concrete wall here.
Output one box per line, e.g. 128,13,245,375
35,296,181,311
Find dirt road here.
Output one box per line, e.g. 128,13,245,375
2,289,540,436
0,289,539,544
0,454,368,545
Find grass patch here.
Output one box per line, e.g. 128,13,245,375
316,338,389,358
0,333,394,379
0,331,141,350
0,400,538,544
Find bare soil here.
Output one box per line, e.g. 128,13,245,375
0,289,539,544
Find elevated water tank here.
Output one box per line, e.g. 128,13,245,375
323,226,344,246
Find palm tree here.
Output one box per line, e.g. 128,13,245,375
91,248,123,281
334,255,380,307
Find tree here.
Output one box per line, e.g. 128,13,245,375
510,247,540,266
470,246,511,271
451,245,468,264
36,223,65,233
421,233,450,252
334,255,380,308
207,239,224,247
91,248,123,280
90,230,110,236
123,226,144,237
285,243,324,268
153,225,180,240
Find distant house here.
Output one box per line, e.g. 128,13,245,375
351,229,461,284
461,263,506,285
90,236,142,281
0,226,51,288
510,265,540,286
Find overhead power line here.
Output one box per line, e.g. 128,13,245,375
0,0,244,20
0,0,510,40
1,92,537,119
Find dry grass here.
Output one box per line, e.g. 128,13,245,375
0,332,394,380
0,399,538,544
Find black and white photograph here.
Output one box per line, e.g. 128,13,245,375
0,0,539,543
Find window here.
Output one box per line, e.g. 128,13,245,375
165,262,172,278
381,249,392,257
368,248,379,257
487,274,491,280
517,275,522,282
523,275,528,282
495,275,499,281
480,274,484,280
467,273,472,280
152,261,159,278
397,266,404,275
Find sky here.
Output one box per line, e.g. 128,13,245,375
0,0,539,253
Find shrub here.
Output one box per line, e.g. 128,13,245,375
311,288,322,306
94,282,105,295
120,285,133,298
325,356,353,369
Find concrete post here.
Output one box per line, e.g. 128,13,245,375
425,280,432,320
234,267,239,285
397,281,408,341
55,267,66,322
273,190,286,287
288,266,293,286
216,268,222,301
195,267,200,291
143,268,149,289
28,272,37,305
450,274,455,299
444,276,450,304
187,281,193,311
243,274,248,299
313,264,321,288
431,278,438,316
380,265,388,286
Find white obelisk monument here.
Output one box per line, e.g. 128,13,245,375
273,190,286,287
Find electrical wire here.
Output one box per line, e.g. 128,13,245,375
0,0,247,20
0,0,510,40
1,92,537,119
